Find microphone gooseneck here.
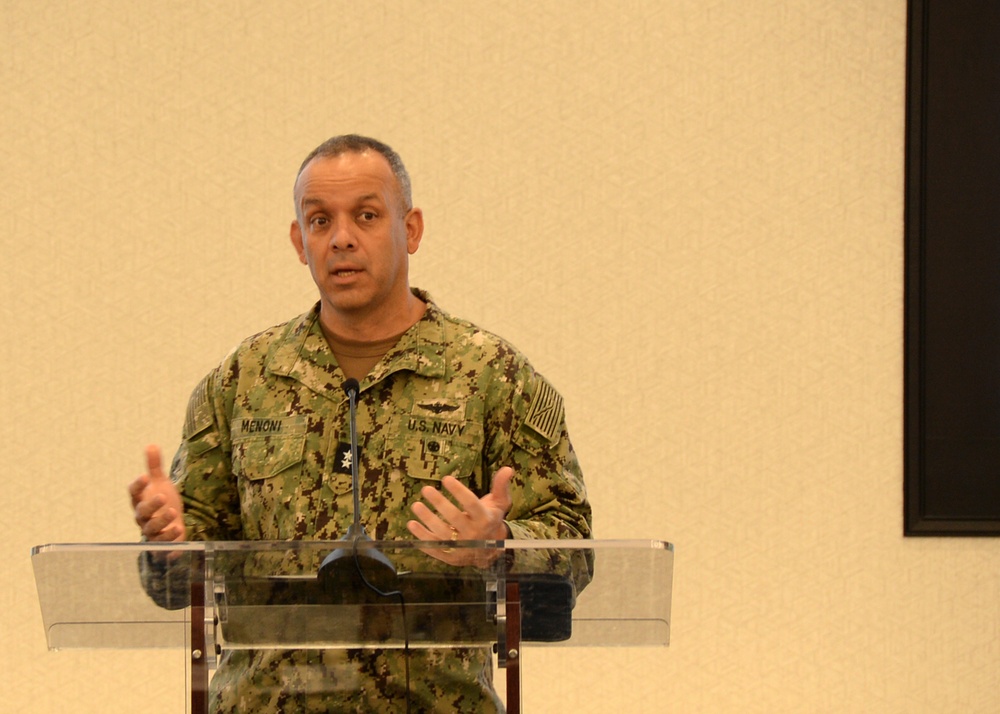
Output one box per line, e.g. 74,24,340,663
342,377,364,538
318,378,397,591
317,378,410,712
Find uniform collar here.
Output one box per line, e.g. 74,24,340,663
267,288,447,396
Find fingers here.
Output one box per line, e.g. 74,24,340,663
145,444,166,481
488,467,514,512
408,499,455,540
135,488,185,541
408,468,514,542
426,479,469,521
410,478,477,539
130,444,187,542
130,444,164,518
127,474,149,508
152,517,185,542
141,507,182,541
405,513,437,541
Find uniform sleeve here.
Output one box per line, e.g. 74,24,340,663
172,365,243,541
487,366,593,542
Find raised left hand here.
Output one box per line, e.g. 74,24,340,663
406,467,513,566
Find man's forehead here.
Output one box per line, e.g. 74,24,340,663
294,151,398,203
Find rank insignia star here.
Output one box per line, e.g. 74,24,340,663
333,442,354,475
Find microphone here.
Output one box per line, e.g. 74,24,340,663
318,378,397,592
341,377,365,540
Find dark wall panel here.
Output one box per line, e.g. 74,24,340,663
905,0,1000,534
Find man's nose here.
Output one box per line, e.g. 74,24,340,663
329,219,357,250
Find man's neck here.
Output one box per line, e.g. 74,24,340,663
318,290,427,343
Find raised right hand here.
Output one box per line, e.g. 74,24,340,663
127,445,187,542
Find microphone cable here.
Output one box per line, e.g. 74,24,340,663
348,541,411,714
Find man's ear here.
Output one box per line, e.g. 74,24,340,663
290,219,308,264
405,208,424,255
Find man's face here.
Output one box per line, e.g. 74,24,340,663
290,150,423,325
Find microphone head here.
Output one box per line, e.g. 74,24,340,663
342,378,360,396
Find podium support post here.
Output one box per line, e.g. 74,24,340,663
504,579,523,714
190,550,209,714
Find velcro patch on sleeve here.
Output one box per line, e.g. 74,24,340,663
184,375,213,438
522,375,564,445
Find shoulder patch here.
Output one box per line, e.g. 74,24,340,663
522,375,564,445
184,375,213,438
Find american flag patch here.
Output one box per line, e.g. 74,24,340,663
184,376,211,437
523,376,563,444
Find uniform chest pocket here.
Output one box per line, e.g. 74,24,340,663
231,416,308,482
231,424,308,541
384,414,483,485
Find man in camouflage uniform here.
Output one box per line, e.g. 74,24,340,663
129,135,591,712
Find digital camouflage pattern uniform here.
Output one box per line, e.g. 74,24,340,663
170,289,592,713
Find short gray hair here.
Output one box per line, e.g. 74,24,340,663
296,134,413,210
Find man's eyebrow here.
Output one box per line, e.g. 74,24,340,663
300,193,384,208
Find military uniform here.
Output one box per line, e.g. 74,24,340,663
170,289,592,713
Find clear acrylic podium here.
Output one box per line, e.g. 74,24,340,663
32,539,672,712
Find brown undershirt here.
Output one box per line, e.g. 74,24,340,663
324,329,407,383
320,296,427,381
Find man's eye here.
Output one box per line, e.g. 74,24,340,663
359,211,377,222
309,216,329,229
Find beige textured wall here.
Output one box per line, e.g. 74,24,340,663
3,1,998,712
